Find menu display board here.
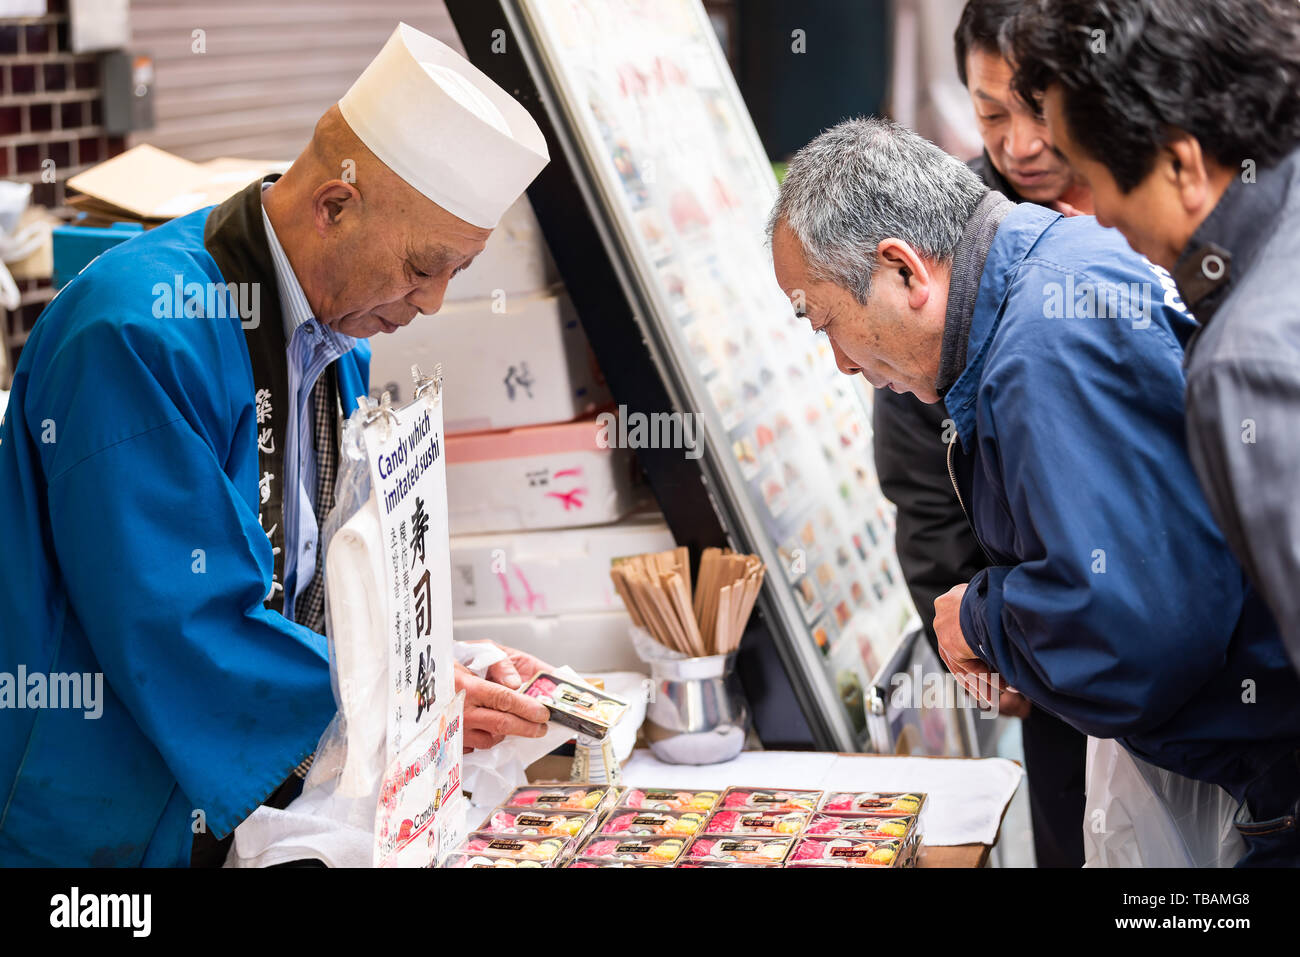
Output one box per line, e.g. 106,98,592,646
514,0,918,747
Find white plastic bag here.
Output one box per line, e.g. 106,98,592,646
1082,736,1244,867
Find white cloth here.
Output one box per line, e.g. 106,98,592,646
339,23,549,228
619,749,1023,846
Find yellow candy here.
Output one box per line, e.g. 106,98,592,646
868,845,896,865
881,820,908,837
652,839,684,860
580,790,602,808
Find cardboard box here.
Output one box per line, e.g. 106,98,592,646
449,509,674,619
445,416,647,535
368,288,610,435
442,195,559,301
451,609,643,674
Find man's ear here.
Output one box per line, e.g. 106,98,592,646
312,180,361,237
1165,133,1216,216
877,238,931,310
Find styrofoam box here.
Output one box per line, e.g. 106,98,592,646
368,287,610,435
443,195,559,302
452,609,644,674
446,416,650,536
450,509,674,620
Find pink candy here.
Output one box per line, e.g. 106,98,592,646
526,677,558,698
604,813,638,832
708,812,741,831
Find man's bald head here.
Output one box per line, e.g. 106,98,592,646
262,104,493,339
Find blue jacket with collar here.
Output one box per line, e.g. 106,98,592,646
946,202,1300,798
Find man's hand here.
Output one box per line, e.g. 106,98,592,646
456,659,551,751
935,583,1000,708
480,642,548,691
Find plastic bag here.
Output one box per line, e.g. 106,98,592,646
1082,736,1244,867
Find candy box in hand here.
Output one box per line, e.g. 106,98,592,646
719,786,822,812
578,835,688,864
600,807,707,837
819,791,925,816
789,836,908,867
521,672,629,738
683,836,794,865
621,787,720,812
444,852,559,868
483,807,597,841
462,833,573,863
704,809,809,836
505,783,621,813
803,812,916,840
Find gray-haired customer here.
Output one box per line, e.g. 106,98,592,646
768,117,1300,867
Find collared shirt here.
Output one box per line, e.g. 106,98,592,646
260,184,357,622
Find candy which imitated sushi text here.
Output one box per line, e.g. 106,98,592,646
684,836,793,864
804,813,913,839
820,791,923,815
791,836,901,866
705,810,808,835
622,788,719,811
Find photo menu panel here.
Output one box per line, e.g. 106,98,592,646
520,0,917,745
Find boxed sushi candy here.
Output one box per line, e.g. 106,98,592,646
803,812,916,840
460,833,574,864
599,807,707,837
703,809,809,836
566,858,671,868
504,782,622,813
620,787,720,812
683,835,794,865
819,791,925,816
718,786,822,812
482,806,598,842
788,836,912,867
443,852,559,868
578,835,689,864
521,671,629,738
676,860,780,868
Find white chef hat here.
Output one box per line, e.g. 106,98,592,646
339,23,549,229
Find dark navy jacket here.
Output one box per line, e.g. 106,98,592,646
947,202,1300,799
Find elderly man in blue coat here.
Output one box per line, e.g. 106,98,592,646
770,117,1300,866
0,25,556,866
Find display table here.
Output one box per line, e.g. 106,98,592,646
528,748,1023,869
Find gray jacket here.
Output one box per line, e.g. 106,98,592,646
1175,145,1300,675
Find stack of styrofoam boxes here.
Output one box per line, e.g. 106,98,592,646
368,196,671,673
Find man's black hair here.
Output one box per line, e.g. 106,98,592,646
1008,0,1300,192
953,0,1025,87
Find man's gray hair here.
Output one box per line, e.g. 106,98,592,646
768,117,988,303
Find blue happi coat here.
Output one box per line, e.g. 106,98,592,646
0,181,369,866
